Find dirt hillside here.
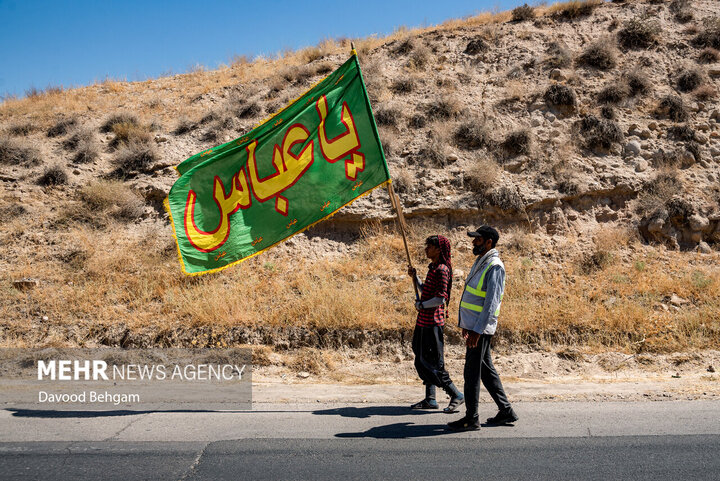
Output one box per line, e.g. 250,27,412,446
0,0,719,375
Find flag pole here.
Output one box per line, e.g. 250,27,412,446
351,41,419,301
386,182,420,300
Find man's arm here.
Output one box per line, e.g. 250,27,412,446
416,296,444,310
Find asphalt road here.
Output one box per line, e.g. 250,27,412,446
1,401,720,480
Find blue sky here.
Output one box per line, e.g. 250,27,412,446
0,0,533,99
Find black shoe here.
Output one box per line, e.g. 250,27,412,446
443,395,465,413
410,399,439,410
447,416,480,431
486,408,518,425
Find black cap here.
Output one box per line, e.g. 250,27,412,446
468,225,499,246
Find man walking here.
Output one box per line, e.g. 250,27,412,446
448,225,518,431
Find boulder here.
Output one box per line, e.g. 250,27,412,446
697,241,712,254
625,140,641,156
549,69,565,81
648,217,665,233
669,294,689,306
689,214,710,231
13,279,39,291
678,149,696,167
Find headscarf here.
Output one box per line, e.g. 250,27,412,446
437,235,453,300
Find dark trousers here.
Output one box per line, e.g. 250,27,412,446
412,325,453,389
464,334,511,418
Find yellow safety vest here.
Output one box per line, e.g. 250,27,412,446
460,259,503,316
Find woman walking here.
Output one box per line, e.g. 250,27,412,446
407,235,464,412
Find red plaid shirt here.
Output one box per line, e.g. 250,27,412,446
416,262,450,327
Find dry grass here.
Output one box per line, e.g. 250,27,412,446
464,38,490,56
698,48,720,64
56,180,145,228
635,170,682,213
173,117,196,135
692,17,720,50
407,43,432,71
465,154,501,193
100,113,138,133
286,348,334,374
424,96,463,121
389,166,413,193
544,41,572,69
37,165,68,186
74,138,100,164
408,113,427,129
390,77,416,94
0,203,27,222
579,226,633,274
416,138,451,168
670,0,693,23
694,84,718,101
597,82,630,104
453,119,489,150
546,0,603,20
656,95,688,122
47,117,77,137
6,122,37,137
623,69,652,97
618,15,662,49
112,139,159,173
577,40,617,70
62,127,94,151
379,126,398,159
1,216,718,353
502,246,720,352
0,136,42,166
676,66,704,92
374,105,402,128
544,84,577,111
511,4,536,22
574,115,624,153
501,129,533,158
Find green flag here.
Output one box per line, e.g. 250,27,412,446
165,54,390,275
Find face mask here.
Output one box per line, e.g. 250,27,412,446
473,244,484,256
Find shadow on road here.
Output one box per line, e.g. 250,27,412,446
313,405,441,418
336,422,456,438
